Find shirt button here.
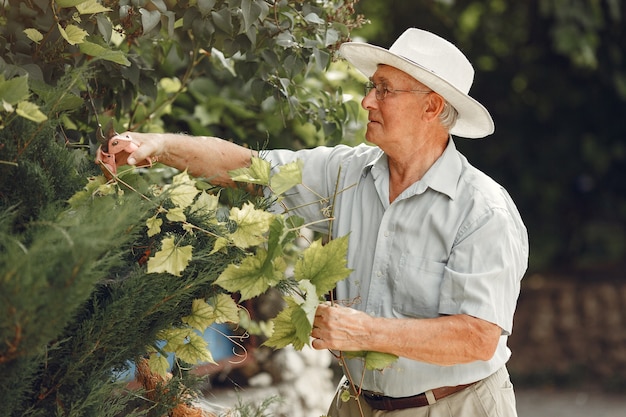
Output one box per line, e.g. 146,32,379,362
376,271,383,277
384,230,390,237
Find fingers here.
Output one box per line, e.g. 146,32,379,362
112,132,158,166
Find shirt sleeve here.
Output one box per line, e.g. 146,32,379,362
262,145,359,234
438,191,529,335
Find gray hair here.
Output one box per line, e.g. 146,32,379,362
439,101,459,131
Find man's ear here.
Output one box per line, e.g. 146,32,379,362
423,93,446,122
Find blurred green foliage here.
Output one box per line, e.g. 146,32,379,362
355,0,626,273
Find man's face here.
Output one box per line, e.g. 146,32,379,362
361,65,432,149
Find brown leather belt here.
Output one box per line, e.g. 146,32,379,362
361,381,477,411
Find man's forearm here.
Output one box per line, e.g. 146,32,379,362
128,133,257,186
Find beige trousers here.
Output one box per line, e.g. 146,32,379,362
327,367,517,417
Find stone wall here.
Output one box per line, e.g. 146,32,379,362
507,273,626,389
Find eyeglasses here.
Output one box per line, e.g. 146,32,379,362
364,81,431,101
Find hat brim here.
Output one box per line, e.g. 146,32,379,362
340,42,494,139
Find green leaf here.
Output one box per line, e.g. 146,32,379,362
140,8,161,34
0,75,30,105
16,101,47,123
343,351,399,371
215,249,284,301
58,23,88,45
229,156,271,186
228,202,274,248
76,0,111,14
147,236,193,276
294,236,351,297
212,8,233,34
78,41,131,66
263,298,301,349
270,159,303,195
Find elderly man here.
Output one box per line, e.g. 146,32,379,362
106,28,528,417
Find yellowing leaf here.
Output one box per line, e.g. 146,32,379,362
176,331,214,364
16,101,47,123
294,236,351,297
166,206,186,222
147,236,192,276
76,0,112,14
228,202,274,248
165,170,200,208
270,159,303,195
210,237,229,254
190,191,219,217
56,0,89,7
215,249,283,301
146,214,163,237
23,28,43,43
148,354,170,377
58,23,88,45
182,299,216,331
159,77,182,94
228,156,271,186
181,295,239,331
211,293,240,324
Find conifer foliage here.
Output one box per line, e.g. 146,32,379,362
0,0,367,416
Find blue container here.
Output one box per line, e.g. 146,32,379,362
115,323,234,381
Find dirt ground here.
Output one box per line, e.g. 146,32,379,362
516,388,626,417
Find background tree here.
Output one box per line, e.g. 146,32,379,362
354,0,626,273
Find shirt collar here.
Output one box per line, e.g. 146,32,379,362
361,137,462,200
421,137,462,200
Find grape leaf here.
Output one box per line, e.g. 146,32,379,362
182,299,216,331
210,236,229,254
58,23,88,45
165,170,200,208
228,156,270,186
23,28,43,43
190,190,219,218
228,202,274,248
166,206,186,222
214,249,284,300
147,236,193,276
176,331,214,364
263,298,301,349
270,159,303,195
181,295,239,331
148,353,170,377
146,214,163,237
210,293,240,324
16,101,47,123
294,235,351,297
343,350,399,371
76,0,111,14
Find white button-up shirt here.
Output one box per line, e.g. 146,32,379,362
263,138,528,397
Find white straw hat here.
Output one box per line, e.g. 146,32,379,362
339,28,494,139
